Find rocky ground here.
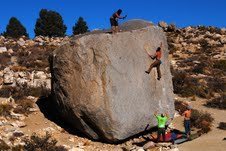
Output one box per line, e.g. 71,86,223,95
0,22,226,150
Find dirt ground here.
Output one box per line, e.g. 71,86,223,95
17,96,226,151
173,97,226,151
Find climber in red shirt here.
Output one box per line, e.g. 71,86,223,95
145,43,163,80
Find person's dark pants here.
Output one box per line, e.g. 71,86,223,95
171,132,177,144
110,18,118,27
147,60,161,79
184,120,191,136
157,128,166,142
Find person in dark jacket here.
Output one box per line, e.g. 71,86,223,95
110,9,126,33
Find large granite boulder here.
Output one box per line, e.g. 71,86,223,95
50,23,174,143
119,19,153,31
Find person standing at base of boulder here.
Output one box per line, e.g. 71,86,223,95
154,111,169,142
145,43,162,80
110,9,127,33
182,106,192,138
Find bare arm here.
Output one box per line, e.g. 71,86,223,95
115,13,127,19
165,112,170,118
145,49,156,59
145,49,152,56
154,111,158,117
115,13,124,19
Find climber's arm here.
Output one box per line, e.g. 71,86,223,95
146,50,155,59
115,13,124,19
154,111,158,117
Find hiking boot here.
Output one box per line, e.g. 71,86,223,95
145,71,150,74
157,77,161,80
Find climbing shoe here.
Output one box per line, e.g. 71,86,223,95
157,77,161,80
145,71,150,74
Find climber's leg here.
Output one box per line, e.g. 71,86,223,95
145,60,158,74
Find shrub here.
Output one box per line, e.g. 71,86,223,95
11,66,28,72
167,43,176,54
73,17,89,35
17,46,55,71
0,103,13,117
199,39,209,47
195,85,212,99
205,94,226,109
172,70,212,98
174,100,187,114
3,17,28,38
213,60,226,72
0,52,11,69
208,77,226,93
190,109,214,133
14,98,34,115
167,23,176,32
218,122,226,130
12,145,24,151
0,86,12,98
0,84,50,101
0,139,10,150
191,95,196,101
172,71,197,97
23,133,67,151
14,84,50,100
209,26,222,34
192,63,207,74
34,9,67,37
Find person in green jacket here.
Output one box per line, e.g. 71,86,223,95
154,111,169,142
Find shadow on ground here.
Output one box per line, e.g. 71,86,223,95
36,95,159,144
36,95,87,138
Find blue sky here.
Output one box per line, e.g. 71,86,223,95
0,0,225,38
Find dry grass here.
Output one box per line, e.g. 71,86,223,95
207,77,226,93
213,60,226,72
0,84,50,100
0,86,13,98
0,139,10,150
0,52,11,70
14,98,34,115
172,69,216,98
174,100,187,115
16,46,56,72
172,71,211,98
23,133,67,151
0,103,13,117
205,94,226,110
11,65,28,72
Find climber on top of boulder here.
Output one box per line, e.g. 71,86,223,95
145,42,163,80
110,9,127,34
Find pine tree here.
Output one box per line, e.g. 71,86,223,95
72,17,89,35
4,17,28,38
34,9,67,37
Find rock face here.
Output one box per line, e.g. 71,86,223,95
119,19,153,31
50,24,174,142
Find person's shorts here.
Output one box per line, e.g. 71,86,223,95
110,18,118,26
